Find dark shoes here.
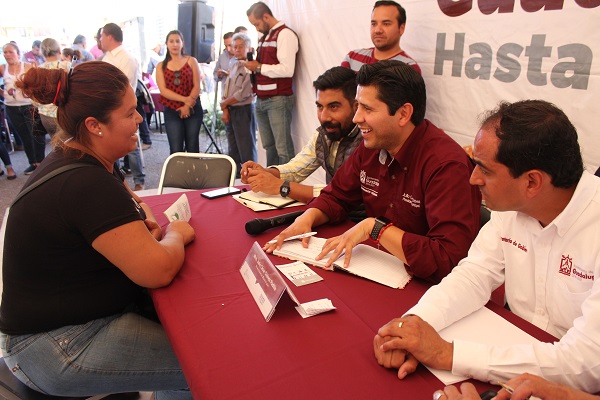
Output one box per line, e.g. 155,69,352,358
0,170,17,180
24,164,37,175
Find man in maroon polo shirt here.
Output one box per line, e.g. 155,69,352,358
265,60,481,283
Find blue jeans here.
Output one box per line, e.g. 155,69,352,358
127,146,145,186
0,311,190,399
226,103,257,176
163,103,203,154
255,95,295,166
136,98,152,145
0,140,13,168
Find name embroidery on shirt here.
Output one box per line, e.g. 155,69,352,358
559,255,594,281
402,193,421,209
500,236,528,252
360,170,380,196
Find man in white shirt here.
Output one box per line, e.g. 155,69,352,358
245,1,299,166
101,23,146,190
373,100,600,393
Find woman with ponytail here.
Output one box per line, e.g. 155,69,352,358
0,61,194,399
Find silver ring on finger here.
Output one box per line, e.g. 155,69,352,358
433,390,445,400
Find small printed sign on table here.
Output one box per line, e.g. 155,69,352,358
239,242,335,321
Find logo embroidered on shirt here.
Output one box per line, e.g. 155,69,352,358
558,255,594,281
359,170,379,187
360,170,380,196
559,255,572,276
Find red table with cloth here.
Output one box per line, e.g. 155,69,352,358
145,189,557,400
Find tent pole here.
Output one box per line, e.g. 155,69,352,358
210,2,226,145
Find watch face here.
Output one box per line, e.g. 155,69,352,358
280,182,291,197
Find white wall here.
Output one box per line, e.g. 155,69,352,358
260,0,599,184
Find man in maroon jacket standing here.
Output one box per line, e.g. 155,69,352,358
265,60,482,283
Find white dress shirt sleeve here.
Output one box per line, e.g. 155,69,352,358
260,28,298,79
407,211,600,393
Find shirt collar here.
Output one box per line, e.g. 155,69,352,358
547,170,598,237
107,44,124,57
379,120,428,167
270,21,285,32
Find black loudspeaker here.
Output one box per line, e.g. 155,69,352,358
178,0,215,63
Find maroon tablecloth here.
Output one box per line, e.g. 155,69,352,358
146,190,557,399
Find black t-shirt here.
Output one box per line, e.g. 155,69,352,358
0,149,146,335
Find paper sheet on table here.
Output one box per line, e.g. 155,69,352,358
163,193,192,222
295,299,336,318
233,193,306,211
277,270,334,318
427,307,541,385
276,261,323,286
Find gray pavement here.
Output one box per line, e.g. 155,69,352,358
0,123,228,215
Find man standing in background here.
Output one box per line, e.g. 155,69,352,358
245,1,299,166
100,22,147,190
213,32,235,86
90,29,104,60
22,40,45,66
342,1,420,73
72,35,95,62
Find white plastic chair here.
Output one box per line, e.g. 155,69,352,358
156,152,236,195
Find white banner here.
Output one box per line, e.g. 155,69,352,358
267,0,600,181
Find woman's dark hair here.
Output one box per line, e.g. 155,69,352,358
62,48,82,61
162,30,186,72
356,60,426,125
480,100,584,188
16,61,130,148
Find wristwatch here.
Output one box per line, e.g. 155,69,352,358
370,216,393,242
256,63,262,74
280,180,291,197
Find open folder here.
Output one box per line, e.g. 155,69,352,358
273,237,412,289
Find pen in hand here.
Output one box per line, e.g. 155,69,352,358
495,381,514,394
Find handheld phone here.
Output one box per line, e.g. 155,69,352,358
201,187,241,199
247,51,254,61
